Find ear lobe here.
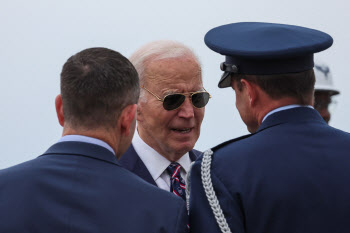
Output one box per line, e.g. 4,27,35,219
55,94,65,127
120,104,137,137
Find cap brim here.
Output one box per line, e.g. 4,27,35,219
218,72,232,88
315,87,340,96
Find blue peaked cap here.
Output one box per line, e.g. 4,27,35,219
204,22,333,88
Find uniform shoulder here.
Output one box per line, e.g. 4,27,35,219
191,133,255,169
212,133,254,152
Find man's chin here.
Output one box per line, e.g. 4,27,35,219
172,142,195,156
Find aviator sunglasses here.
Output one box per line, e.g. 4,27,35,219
141,85,211,111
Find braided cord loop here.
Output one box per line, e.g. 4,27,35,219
185,161,195,215
201,149,232,233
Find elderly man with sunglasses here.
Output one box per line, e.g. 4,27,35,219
120,40,210,200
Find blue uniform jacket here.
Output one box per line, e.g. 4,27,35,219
120,144,200,187
189,107,350,233
0,141,188,233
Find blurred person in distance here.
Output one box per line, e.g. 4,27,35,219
314,62,340,124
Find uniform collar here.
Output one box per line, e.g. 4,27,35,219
258,106,326,133
262,105,314,123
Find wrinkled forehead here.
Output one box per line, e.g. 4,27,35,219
144,56,202,88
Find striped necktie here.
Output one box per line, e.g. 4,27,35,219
166,162,186,201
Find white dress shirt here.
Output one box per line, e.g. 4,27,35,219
132,131,191,191
262,104,314,123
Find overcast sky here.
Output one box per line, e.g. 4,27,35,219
1,0,349,168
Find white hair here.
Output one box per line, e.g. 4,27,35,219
129,40,201,101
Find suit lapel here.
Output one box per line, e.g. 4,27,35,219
189,149,200,161
119,145,157,186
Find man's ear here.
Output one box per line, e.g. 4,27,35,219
119,104,137,137
55,94,65,127
241,79,258,107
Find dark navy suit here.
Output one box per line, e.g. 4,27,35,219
0,141,188,233
120,144,200,187
190,107,350,233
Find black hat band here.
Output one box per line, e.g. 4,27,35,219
225,54,314,75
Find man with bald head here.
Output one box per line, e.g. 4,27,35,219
120,40,210,200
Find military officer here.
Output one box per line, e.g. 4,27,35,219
188,22,350,233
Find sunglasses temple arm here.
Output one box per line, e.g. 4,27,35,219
141,85,163,101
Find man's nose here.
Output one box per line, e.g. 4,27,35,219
177,97,195,118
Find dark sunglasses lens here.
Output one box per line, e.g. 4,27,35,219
192,92,210,108
163,94,186,110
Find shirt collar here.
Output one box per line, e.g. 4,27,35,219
58,135,115,155
132,130,191,181
176,152,191,174
262,104,314,123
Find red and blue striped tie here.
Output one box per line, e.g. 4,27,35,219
166,162,186,201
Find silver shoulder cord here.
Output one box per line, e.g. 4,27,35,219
186,161,195,215
186,149,231,233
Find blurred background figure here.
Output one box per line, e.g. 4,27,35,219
314,62,340,124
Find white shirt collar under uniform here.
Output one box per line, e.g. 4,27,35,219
262,104,314,123
58,135,115,155
132,130,191,191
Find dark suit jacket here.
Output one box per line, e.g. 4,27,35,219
0,141,188,233
120,144,200,186
190,107,350,233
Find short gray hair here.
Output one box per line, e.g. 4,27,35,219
129,40,201,100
